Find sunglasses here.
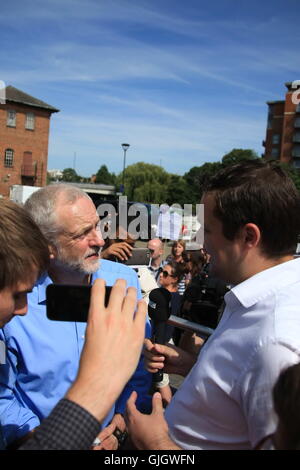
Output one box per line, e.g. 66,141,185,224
161,270,175,278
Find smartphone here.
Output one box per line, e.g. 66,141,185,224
123,248,150,266
46,284,112,322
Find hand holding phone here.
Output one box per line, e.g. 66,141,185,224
66,279,147,423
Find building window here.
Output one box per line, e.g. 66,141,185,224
293,159,300,169
271,148,279,158
25,112,35,130
272,134,280,145
292,145,300,158
267,106,273,130
7,109,16,127
4,149,14,167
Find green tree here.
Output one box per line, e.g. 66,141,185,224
95,165,116,185
221,148,258,167
183,161,223,204
61,168,80,182
116,162,170,203
166,174,189,206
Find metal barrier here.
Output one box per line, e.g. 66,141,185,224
167,315,214,340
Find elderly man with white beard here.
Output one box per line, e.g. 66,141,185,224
0,184,151,450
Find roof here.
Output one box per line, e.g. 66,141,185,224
4,85,59,113
266,100,285,105
285,81,300,91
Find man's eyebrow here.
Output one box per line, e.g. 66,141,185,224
71,218,100,237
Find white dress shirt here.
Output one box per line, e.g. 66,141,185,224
165,257,300,449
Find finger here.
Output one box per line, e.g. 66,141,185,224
125,390,138,419
144,338,166,355
152,392,164,416
123,242,133,250
143,338,154,352
107,279,127,314
98,422,115,440
87,279,106,321
133,300,147,331
121,287,137,318
121,244,133,257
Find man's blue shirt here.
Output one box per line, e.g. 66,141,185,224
0,259,151,446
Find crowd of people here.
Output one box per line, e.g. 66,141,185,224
1,159,300,450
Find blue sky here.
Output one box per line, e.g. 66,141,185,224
1,0,299,177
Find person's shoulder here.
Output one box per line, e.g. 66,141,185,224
98,259,138,277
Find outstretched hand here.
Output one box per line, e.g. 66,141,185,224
101,242,133,261
143,338,196,377
66,279,147,422
125,391,179,450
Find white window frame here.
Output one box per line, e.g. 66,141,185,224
7,109,16,127
25,112,35,130
4,149,14,167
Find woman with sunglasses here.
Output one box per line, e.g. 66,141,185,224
153,261,184,405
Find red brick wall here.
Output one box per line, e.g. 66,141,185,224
281,91,297,163
0,102,53,198
264,102,284,160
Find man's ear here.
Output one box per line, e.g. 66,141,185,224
242,223,261,248
48,244,57,260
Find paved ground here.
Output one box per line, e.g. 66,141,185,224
169,374,184,390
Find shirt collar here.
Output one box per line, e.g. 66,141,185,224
225,257,300,309
149,260,164,271
37,272,53,304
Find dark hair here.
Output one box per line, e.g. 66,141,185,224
185,250,207,277
204,159,300,258
273,363,300,449
0,199,49,290
165,261,185,283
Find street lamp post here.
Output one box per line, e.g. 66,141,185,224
121,143,130,193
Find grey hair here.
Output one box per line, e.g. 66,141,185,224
24,184,91,246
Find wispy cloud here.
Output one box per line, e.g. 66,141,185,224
1,0,298,177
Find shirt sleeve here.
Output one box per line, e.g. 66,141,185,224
238,340,300,448
19,399,100,450
115,269,152,415
0,330,40,446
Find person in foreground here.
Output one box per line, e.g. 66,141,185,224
22,279,146,450
0,199,146,450
126,159,300,450
0,185,151,450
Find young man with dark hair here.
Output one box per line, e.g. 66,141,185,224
0,199,147,450
126,160,300,450
0,199,49,328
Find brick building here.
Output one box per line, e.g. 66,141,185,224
263,82,300,168
0,85,59,197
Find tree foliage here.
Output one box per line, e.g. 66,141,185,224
166,174,189,206
59,148,300,206
221,148,258,167
62,168,80,182
183,161,223,204
94,165,116,185
116,162,170,203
